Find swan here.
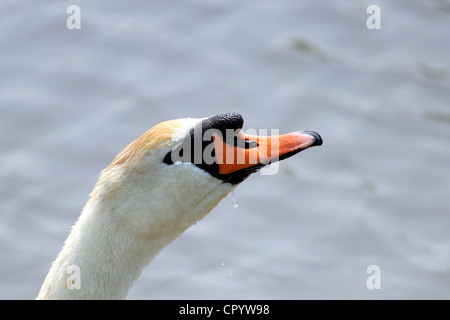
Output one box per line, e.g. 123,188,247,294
36,112,322,299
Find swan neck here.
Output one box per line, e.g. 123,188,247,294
36,201,170,300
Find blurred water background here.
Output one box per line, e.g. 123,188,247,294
0,0,449,299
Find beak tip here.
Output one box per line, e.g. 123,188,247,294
303,131,323,147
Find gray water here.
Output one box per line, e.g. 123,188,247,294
1,0,449,299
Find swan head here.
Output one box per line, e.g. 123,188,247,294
87,112,322,240
37,112,322,299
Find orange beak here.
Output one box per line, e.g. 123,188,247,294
213,130,322,175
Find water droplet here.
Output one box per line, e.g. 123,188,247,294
231,190,239,208
230,272,234,277
221,260,225,266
